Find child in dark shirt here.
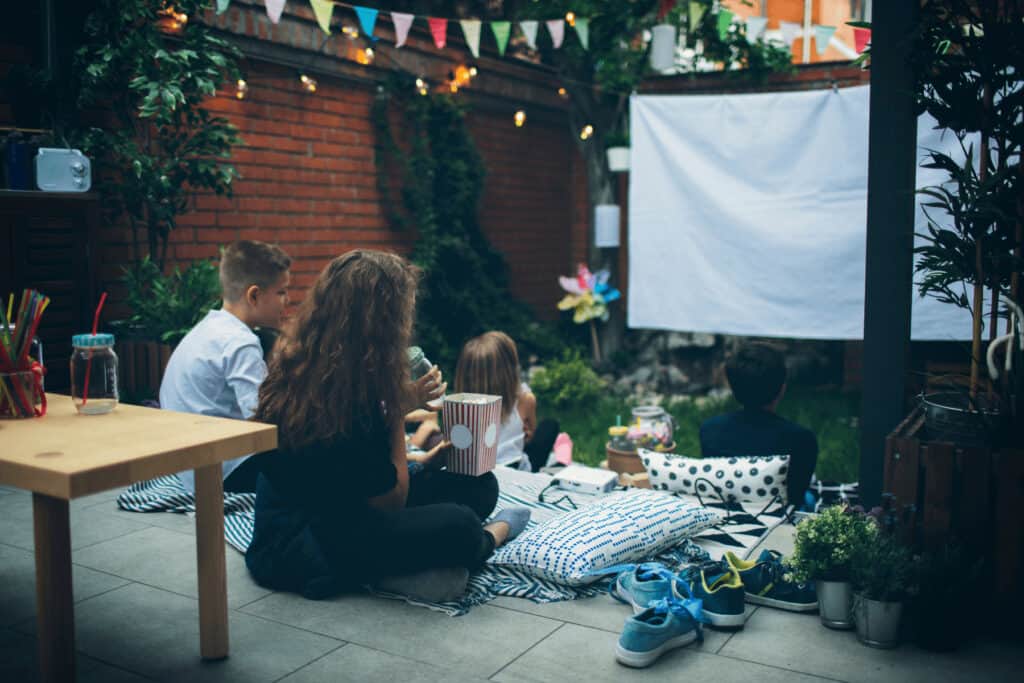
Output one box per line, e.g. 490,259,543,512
246,250,529,600
699,343,818,505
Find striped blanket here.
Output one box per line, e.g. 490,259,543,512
117,467,788,616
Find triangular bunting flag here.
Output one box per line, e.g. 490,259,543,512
574,17,589,49
265,0,285,24
392,12,414,48
217,0,230,15
428,17,448,48
490,21,511,56
716,10,734,40
779,21,801,46
744,16,768,43
520,20,539,50
354,6,378,40
309,0,333,35
688,2,705,31
813,24,837,55
460,20,482,58
546,19,565,48
853,27,871,54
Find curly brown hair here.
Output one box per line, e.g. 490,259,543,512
255,250,420,449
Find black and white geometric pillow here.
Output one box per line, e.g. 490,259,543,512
638,449,790,506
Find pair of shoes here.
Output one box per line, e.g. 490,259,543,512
607,561,746,627
615,594,707,668
723,550,818,612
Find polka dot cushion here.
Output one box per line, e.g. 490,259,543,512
639,449,790,505
489,489,723,586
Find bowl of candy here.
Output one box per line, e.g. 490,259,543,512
627,405,675,452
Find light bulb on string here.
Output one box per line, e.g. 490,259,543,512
156,5,189,33
449,81,460,93
235,79,248,100
454,65,472,87
415,77,429,95
565,12,576,27
299,74,318,93
514,110,526,127
356,48,374,65
557,87,568,98
579,124,594,140
469,65,478,78
342,25,359,39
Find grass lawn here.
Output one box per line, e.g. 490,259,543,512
553,386,860,483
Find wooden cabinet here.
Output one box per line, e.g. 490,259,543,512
0,190,99,392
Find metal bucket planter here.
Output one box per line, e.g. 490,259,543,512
921,392,998,448
854,594,903,648
817,580,853,629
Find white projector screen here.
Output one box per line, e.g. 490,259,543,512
628,85,979,340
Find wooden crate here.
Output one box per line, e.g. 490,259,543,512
885,408,1024,599
116,339,171,402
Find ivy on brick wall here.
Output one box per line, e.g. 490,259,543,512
372,71,565,370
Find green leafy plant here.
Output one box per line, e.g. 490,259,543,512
604,130,629,149
117,255,220,346
372,71,564,370
850,532,914,602
531,349,608,410
75,0,243,270
790,505,878,582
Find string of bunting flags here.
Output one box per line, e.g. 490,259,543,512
216,0,591,56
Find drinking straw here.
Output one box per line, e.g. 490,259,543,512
80,292,108,406
17,294,49,366
5,293,11,324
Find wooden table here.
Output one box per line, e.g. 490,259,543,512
0,394,277,682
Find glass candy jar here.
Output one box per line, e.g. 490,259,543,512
608,425,634,452
627,405,675,452
70,333,119,415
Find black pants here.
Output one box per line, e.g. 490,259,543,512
224,454,262,493
345,469,500,583
524,418,560,472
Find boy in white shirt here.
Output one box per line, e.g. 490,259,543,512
159,240,292,493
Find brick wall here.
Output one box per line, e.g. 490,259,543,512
89,1,587,322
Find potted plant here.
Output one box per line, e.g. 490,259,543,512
605,130,630,173
790,505,878,629
912,1,1023,447
850,531,913,648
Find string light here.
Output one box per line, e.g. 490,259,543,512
342,25,359,39
557,87,568,98
565,12,576,27
415,77,429,95
449,81,460,93
235,79,248,100
356,48,374,64
514,110,526,127
299,74,318,93
454,65,472,87
156,5,188,33
579,124,594,140
469,65,478,77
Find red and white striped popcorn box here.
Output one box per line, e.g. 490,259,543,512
441,393,503,476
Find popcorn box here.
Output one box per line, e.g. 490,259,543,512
441,393,503,476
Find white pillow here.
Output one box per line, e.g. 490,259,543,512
639,449,790,505
488,489,722,585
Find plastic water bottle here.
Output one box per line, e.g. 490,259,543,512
407,346,444,409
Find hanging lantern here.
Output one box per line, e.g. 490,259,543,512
580,124,594,140
514,110,526,127
234,79,248,100
650,23,677,71
300,74,318,93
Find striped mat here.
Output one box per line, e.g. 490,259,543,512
116,467,788,616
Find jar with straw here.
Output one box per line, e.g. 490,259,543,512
0,289,49,419
70,293,118,415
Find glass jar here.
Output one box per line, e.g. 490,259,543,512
627,405,675,452
407,346,444,408
0,369,44,418
70,333,119,415
5,323,44,391
608,425,634,452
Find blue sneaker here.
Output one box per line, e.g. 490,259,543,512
606,563,674,614
673,563,746,628
724,550,818,613
615,595,706,668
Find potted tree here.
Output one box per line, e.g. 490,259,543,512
790,505,878,629
605,130,630,173
850,532,913,648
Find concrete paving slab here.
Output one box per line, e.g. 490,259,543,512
0,627,152,682
0,491,149,552
278,642,489,683
241,591,561,679
72,526,271,608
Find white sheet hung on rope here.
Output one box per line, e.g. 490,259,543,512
628,85,986,341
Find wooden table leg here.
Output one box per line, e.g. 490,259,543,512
33,492,75,683
194,464,229,660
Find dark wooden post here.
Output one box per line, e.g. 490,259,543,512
859,2,920,507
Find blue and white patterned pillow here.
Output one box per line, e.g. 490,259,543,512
488,489,722,586
639,449,790,505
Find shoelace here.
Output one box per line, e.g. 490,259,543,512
643,594,708,642
588,562,676,604
756,550,807,591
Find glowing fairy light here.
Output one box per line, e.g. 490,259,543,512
156,6,188,33
565,12,576,27
342,25,359,39
235,79,248,100
558,87,568,98
469,65,478,77
299,74,318,93
579,124,594,140
356,48,374,64
514,110,526,127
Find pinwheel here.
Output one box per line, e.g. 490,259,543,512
557,264,620,362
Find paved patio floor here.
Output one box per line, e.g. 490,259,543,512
1,483,1020,682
